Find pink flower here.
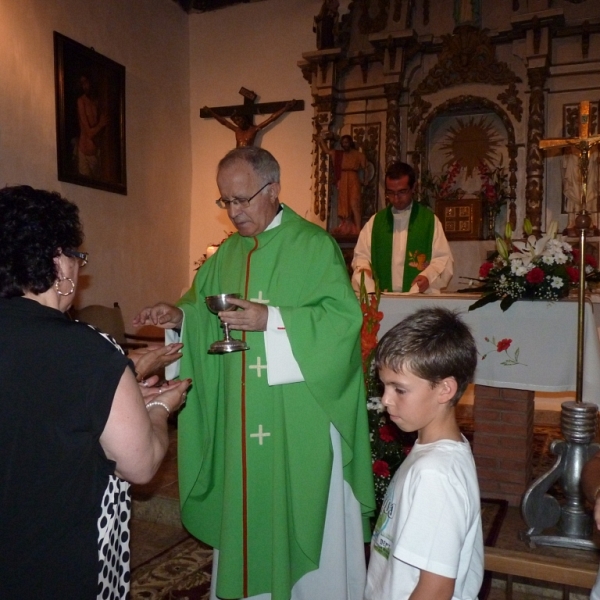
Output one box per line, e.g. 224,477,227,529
525,267,545,284
379,424,396,442
496,339,512,352
479,262,494,278
373,460,390,478
566,266,580,283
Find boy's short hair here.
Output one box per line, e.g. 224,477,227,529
375,307,477,406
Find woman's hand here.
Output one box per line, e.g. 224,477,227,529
129,343,183,381
144,378,191,415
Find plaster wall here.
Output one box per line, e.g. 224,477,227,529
188,0,325,278
0,0,191,328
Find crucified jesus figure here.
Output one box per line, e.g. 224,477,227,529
540,101,600,235
202,100,296,147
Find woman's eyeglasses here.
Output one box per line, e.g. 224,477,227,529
63,249,89,267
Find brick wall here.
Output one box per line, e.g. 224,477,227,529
473,385,535,506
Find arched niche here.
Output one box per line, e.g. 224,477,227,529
412,95,518,235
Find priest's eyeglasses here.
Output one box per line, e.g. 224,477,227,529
63,249,89,267
216,182,273,209
385,188,412,199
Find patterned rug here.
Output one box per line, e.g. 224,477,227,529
130,498,508,600
130,422,563,599
131,537,212,599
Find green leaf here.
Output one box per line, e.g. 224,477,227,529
500,296,517,311
468,293,500,311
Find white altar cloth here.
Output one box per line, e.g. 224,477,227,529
379,294,600,406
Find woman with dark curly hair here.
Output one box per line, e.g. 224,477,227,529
0,185,191,599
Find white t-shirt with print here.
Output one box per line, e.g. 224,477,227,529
365,435,484,600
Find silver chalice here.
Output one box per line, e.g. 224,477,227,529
205,293,249,354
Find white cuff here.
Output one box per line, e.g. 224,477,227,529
264,306,304,385
165,323,182,380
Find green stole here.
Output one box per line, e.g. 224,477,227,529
371,202,435,292
176,206,375,600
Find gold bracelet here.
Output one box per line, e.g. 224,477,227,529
146,401,171,415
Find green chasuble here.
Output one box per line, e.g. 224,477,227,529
176,206,375,600
371,202,435,292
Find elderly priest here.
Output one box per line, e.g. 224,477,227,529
134,147,375,600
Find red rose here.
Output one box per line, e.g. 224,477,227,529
479,262,494,278
566,266,580,283
586,254,598,269
379,424,396,442
373,460,390,478
496,338,511,352
525,267,545,284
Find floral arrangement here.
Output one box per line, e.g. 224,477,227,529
418,161,463,207
462,219,582,311
360,275,414,509
419,161,509,214
478,162,509,214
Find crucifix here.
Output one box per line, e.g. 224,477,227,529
200,87,304,148
539,100,600,236
520,100,600,552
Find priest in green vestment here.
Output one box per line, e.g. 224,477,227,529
134,147,375,600
352,161,453,294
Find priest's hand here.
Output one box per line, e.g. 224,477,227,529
133,303,184,329
219,297,268,332
130,343,184,381
412,275,430,293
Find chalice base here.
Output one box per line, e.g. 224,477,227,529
208,338,249,354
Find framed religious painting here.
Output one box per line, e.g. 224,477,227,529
54,32,127,195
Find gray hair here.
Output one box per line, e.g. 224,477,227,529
217,147,280,184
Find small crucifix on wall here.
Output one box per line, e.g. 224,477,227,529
201,87,304,148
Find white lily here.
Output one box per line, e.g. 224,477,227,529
509,221,561,267
510,234,552,266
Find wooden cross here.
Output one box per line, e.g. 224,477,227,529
539,101,600,406
200,87,304,147
539,101,600,213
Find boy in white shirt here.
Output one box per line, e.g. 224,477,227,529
365,307,483,600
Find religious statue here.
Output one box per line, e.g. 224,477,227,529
202,100,296,148
454,0,481,26
313,0,339,50
318,133,367,236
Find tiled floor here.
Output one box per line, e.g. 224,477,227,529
129,417,598,599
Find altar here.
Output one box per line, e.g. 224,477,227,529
380,293,600,505
379,294,600,405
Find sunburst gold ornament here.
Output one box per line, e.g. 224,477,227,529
439,116,503,176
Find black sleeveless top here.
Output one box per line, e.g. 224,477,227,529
0,296,131,598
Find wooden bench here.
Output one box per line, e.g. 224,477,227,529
485,546,597,599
